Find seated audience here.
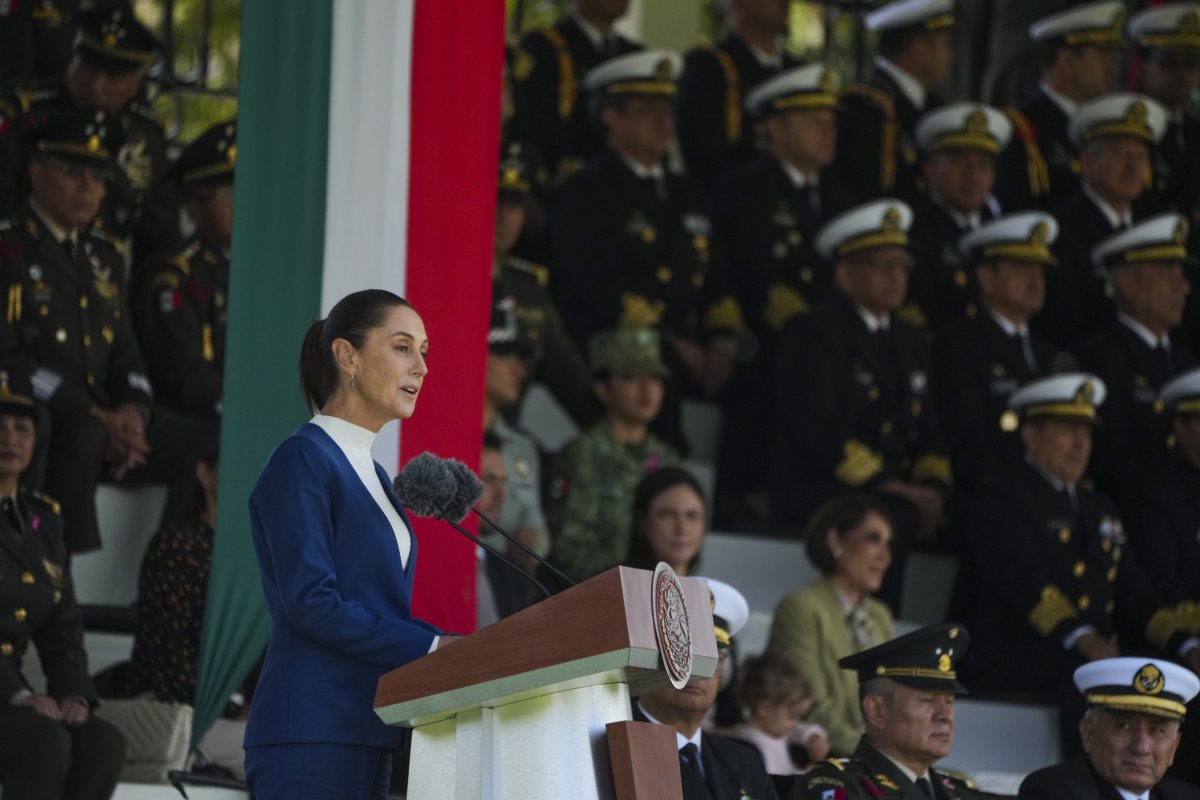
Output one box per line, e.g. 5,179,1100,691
771,198,951,610
624,465,706,576
634,578,779,800
1080,213,1195,515
125,443,255,779
715,652,830,775
132,119,237,420
1018,658,1200,800
790,623,982,800
546,328,680,584
960,372,1195,756
766,494,896,756
483,299,551,612
0,369,126,799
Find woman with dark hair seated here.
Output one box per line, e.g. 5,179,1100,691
624,466,707,576
126,441,257,779
0,370,126,798
765,493,896,756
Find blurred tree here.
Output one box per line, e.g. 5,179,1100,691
137,0,239,146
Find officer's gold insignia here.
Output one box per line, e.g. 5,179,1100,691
693,235,709,251
875,774,900,790
1060,527,1071,543
512,48,535,82
643,227,656,244
1077,381,1095,403
1031,222,1049,245
514,457,532,480
820,69,839,94
657,266,672,283
43,558,64,583
949,627,959,639
964,109,987,134
882,207,901,232
1135,663,1165,694
954,270,967,287
654,58,673,81
227,144,237,165
104,33,118,48
87,135,100,152
1126,101,1148,127
938,653,951,672
1176,219,1189,244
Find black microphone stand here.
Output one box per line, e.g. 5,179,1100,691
429,505,552,599
470,507,577,589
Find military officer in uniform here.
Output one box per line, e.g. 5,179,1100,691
0,0,94,85
1035,92,1167,353
0,111,211,554
1131,5,1200,221
0,5,176,265
933,212,1067,503
771,199,952,612
834,0,956,206
710,64,854,514
790,623,982,800
636,578,779,800
0,369,126,799
509,0,642,183
552,50,748,451
994,2,1126,213
132,119,236,420
1080,213,1195,515
1129,5,1200,361
907,102,1009,330
1019,658,1200,800
675,0,799,189
1136,367,1200,624
960,373,1195,755
492,141,597,428
545,328,681,585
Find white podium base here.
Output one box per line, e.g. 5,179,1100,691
406,681,632,800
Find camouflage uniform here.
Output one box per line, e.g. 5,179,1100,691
547,422,680,584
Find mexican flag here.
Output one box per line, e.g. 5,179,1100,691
193,0,503,746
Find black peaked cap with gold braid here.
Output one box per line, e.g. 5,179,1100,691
839,622,969,693
28,108,120,169
0,369,35,418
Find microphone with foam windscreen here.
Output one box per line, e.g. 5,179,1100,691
393,452,550,598
441,458,576,589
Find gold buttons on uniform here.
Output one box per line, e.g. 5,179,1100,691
53,590,62,604
1101,539,1111,552
13,608,26,622
83,334,92,346
1001,410,1019,432
0,643,11,656
1059,528,1071,543
55,328,67,343
80,296,89,309
954,270,967,287
1078,595,1090,610
39,305,49,317
1107,566,1117,583
86,374,95,385
657,267,672,283
1073,561,1086,578
20,572,33,585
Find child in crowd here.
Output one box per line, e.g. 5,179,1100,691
717,652,830,775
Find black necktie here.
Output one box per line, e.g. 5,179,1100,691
62,236,77,261
1013,331,1037,375
1155,343,1175,380
1,497,21,533
679,742,704,779
917,777,934,799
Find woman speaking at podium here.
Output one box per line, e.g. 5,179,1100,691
243,290,453,800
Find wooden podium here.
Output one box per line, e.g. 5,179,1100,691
375,566,718,800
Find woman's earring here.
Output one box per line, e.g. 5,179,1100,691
349,374,358,392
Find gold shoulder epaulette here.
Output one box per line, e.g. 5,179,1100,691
26,490,61,515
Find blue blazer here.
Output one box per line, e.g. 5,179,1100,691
243,423,444,750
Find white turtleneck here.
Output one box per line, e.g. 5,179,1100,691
311,414,411,569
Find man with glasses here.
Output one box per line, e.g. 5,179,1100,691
0,5,175,264
132,120,236,421
0,110,210,555
634,578,779,800
770,199,952,612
